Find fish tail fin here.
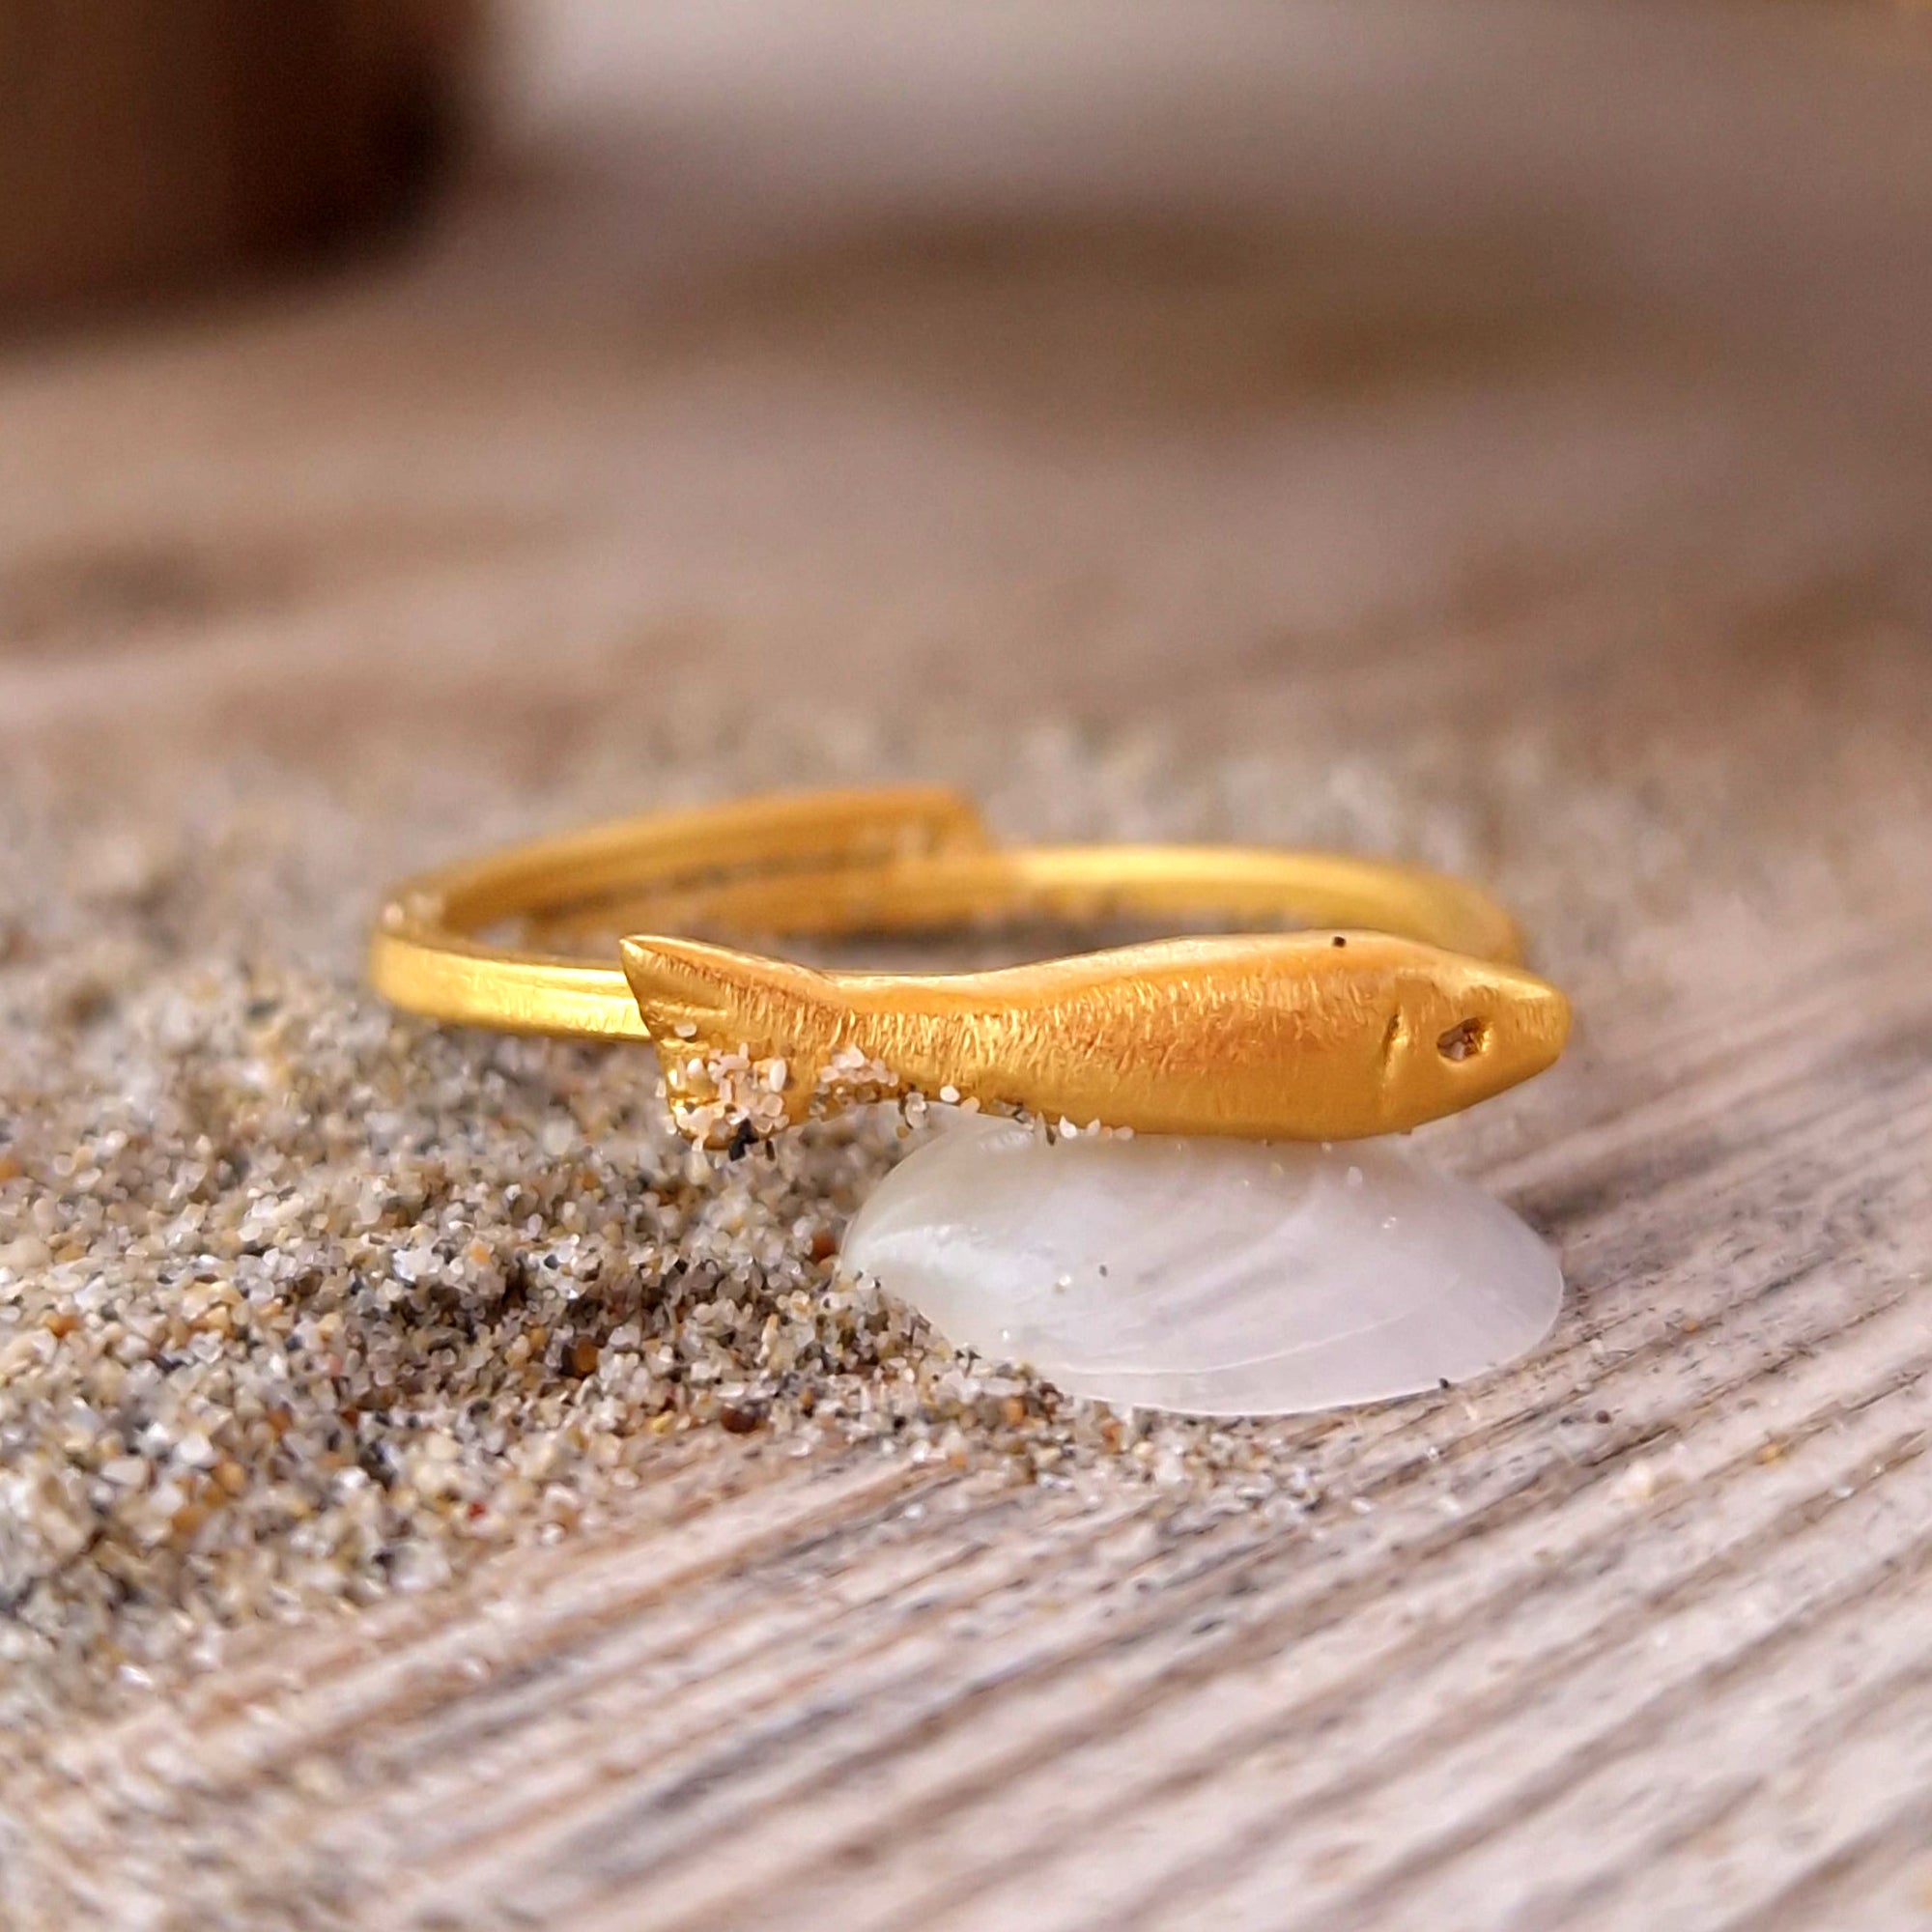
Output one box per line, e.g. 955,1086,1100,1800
618,936,836,1049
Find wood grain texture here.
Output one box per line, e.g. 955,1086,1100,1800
5,5,1932,1926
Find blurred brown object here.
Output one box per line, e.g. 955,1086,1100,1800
0,0,481,317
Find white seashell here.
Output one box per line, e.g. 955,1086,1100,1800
841,1117,1561,1417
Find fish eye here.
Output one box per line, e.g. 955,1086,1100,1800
1436,1017,1490,1063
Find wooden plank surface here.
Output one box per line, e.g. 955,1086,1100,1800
4,6,1932,1927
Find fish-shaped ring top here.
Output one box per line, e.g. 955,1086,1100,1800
369,786,1571,1145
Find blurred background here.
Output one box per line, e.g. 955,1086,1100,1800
8,15,1932,1918
3,0,1928,791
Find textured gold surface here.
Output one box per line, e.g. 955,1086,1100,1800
624,929,1567,1140
371,787,1569,1140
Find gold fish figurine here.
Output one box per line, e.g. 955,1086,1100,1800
620,930,1570,1145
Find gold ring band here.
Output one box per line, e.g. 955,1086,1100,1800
370,786,1569,1144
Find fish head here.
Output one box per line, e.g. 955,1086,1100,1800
1373,947,1572,1127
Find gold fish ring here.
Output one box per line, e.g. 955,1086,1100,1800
369,786,1571,1145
